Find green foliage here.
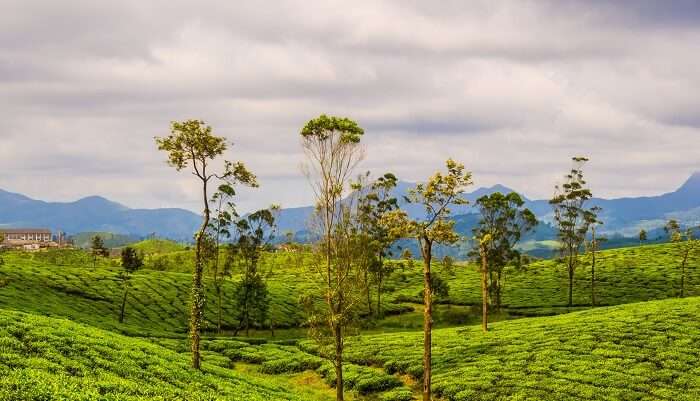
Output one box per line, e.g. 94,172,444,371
121,247,144,273
71,232,138,249
131,239,186,255
156,118,258,369
471,191,537,310
338,297,700,401
639,229,648,243
550,157,600,306
0,309,315,401
300,114,364,144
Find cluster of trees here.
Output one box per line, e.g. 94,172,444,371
156,120,278,368
296,115,473,401
152,116,697,401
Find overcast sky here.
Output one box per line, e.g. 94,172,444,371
1,0,699,213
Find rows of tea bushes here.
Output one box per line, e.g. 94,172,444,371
0,309,315,401
1,242,697,338
326,296,700,401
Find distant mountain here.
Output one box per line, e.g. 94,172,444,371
275,172,700,237
0,190,201,241
1,171,698,243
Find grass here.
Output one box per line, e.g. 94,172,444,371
316,296,700,401
0,308,316,401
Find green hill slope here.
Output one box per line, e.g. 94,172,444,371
0,242,696,336
131,238,187,255
312,297,700,401
0,309,315,401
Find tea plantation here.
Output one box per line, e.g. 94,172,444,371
0,242,698,400
0,309,316,401
318,296,700,401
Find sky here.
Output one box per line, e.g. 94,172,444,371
1,0,699,213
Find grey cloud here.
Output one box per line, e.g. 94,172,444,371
1,0,699,213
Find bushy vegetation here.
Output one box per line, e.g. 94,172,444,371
386,242,700,312
131,239,187,255
0,309,315,401
1,241,698,338
335,297,700,401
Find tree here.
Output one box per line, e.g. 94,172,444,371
228,207,278,336
401,248,414,271
477,234,491,332
356,172,401,318
384,158,472,401
209,184,238,333
441,255,455,276
550,157,599,307
118,247,143,323
299,114,364,401
639,229,648,246
665,220,699,298
585,220,606,306
90,235,108,268
470,192,537,331
156,119,257,369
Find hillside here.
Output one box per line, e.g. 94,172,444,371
314,297,700,401
0,309,316,401
0,242,697,337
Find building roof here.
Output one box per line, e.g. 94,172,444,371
0,228,52,234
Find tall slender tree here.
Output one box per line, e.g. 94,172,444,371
118,246,143,323
209,184,237,333
638,229,648,246
550,157,598,307
90,235,108,268
665,220,699,298
356,172,400,318
585,219,605,306
156,119,257,369
299,114,364,401
384,159,472,401
470,192,537,330
229,207,278,336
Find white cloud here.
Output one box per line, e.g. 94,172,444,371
1,0,699,213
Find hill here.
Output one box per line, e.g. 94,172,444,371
318,296,700,400
0,189,201,240
0,308,316,401
130,238,187,255
0,242,697,336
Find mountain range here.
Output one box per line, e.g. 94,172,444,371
0,190,200,241
1,172,698,241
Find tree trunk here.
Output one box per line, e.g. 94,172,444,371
191,177,210,370
680,249,689,298
334,323,344,401
591,239,596,307
216,284,222,334
591,245,596,306
365,269,372,317
567,255,574,308
421,239,433,401
119,285,129,323
496,270,502,311
377,255,383,318
480,247,488,333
